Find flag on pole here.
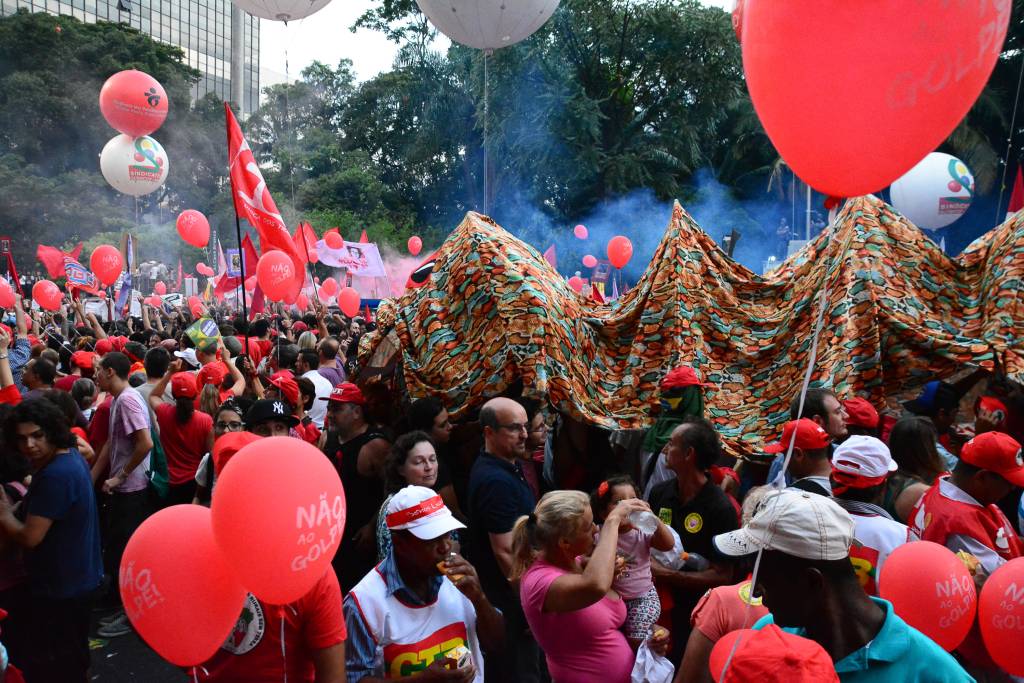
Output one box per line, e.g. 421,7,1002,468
358,229,369,244
225,102,305,300
116,234,134,315
63,256,102,296
1007,163,1024,220
542,245,557,269
176,258,183,292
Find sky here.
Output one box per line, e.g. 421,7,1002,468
259,0,734,87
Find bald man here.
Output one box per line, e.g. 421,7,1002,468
466,397,542,682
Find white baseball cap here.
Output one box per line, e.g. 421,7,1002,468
832,435,898,479
386,485,466,540
714,489,854,561
174,348,199,369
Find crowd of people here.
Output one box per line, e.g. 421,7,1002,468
0,286,1022,683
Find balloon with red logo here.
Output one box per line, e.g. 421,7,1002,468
879,541,975,651
211,437,346,604
100,134,169,197
582,254,597,268
324,230,343,250
0,281,14,309
338,286,360,318
607,236,633,269
176,210,210,248
120,505,246,665
32,280,62,311
741,1,1010,196
408,235,423,256
99,70,168,137
90,245,123,287
568,276,584,293
256,252,296,302
573,224,588,240
154,281,166,296
979,558,1024,674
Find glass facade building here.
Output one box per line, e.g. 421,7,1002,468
0,0,260,114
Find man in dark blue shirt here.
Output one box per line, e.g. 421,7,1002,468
0,399,102,682
466,397,540,683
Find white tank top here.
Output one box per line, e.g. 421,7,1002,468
348,566,485,681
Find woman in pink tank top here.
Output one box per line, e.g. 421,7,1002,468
511,490,660,683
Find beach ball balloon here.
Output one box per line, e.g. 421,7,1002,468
415,0,559,50
100,134,169,197
890,153,974,230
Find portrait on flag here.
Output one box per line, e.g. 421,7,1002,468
316,240,387,278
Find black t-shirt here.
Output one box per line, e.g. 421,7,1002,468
648,477,739,562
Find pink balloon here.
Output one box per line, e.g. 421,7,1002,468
582,254,597,268
408,235,423,256
211,437,346,604
320,277,339,297
90,245,123,287
146,295,162,308
154,281,166,296
338,286,360,318
607,235,633,269
573,224,588,240
0,282,13,309
99,70,169,137
568,276,584,293
196,263,213,277
255,251,295,301
32,280,62,311
176,210,210,248
120,505,246,665
324,230,343,250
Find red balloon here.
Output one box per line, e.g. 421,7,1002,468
211,437,346,604
176,210,210,249
573,224,588,240
320,277,339,297
742,1,1010,196
32,280,61,311
324,230,343,250
196,263,214,277
296,293,309,311
879,541,975,651
732,0,743,42
99,70,169,137
338,286,360,318
120,505,246,666
0,282,13,309
244,275,257,292
979,558,1024,675
154,281,166,296
408,235,423,256
582,254,597,268
607,236,633,269
146,295,162,308
255,251,295,302
90,245,123,287
567,276,584,293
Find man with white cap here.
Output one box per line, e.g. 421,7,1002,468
830,435,914,595
713,490,971,681
344,485,504,682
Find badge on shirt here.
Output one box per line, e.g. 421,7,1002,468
658,508,672,526
222,594,265,654
684,512,703,534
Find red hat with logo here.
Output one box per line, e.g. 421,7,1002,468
94,338,113,356
197,362,227,390
960,431,1024,486
843,397,879,429
764,418,831,454
267,370,300,409
709,626,839,682
320,381,366,405
170,372,199,400
660,366,713,390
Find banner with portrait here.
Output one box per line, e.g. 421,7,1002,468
315,240,387,278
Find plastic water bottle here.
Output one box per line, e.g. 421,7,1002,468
682,551,710,571
629,510,659,535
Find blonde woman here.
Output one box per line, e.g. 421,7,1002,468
512,490,662,683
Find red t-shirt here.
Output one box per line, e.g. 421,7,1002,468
0,385,21,406
154,403,213,485
54,375,78,392
88,395,113,455
200,570,346,683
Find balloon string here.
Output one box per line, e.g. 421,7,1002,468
279,606,288,683
995,49,1024,227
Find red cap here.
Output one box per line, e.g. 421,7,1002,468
292,321,308,333
71,350,95,370
213,431,262,477
960,431,1024,486
95,338,113,355
197,362,227,389
321,382,365,405
111,336,128,352
843,397,879,429
661,366,713,390
709,626,839,682
764,418,831,454
268,370,300,409
975,396,1009,430
170,372,199,400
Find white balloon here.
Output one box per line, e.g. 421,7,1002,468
99,134,169,197
231,0,331,21
415,0,560,50
890,152,974,230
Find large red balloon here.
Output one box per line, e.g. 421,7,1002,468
338,286,360,318
256,251,295,302
408,235,423,256
979,558,1024,675
0,282,14,309
176,210,210,248
320,277,339,297
742,1,1010,196
324,229,343,250
32,280,62,311
90,245,123,287
607,236,633,269
99,70,169,137
120,505,246,666
211,437,346,604
154,281,167,296
567,276,584,293
879,541,975,651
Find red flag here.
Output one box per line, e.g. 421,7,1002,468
37,243,82,279
1008,163,1024,220
225,103,304,299
358,229,369,244
542,245,557,269
364,303,373,322
590,283,604,303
